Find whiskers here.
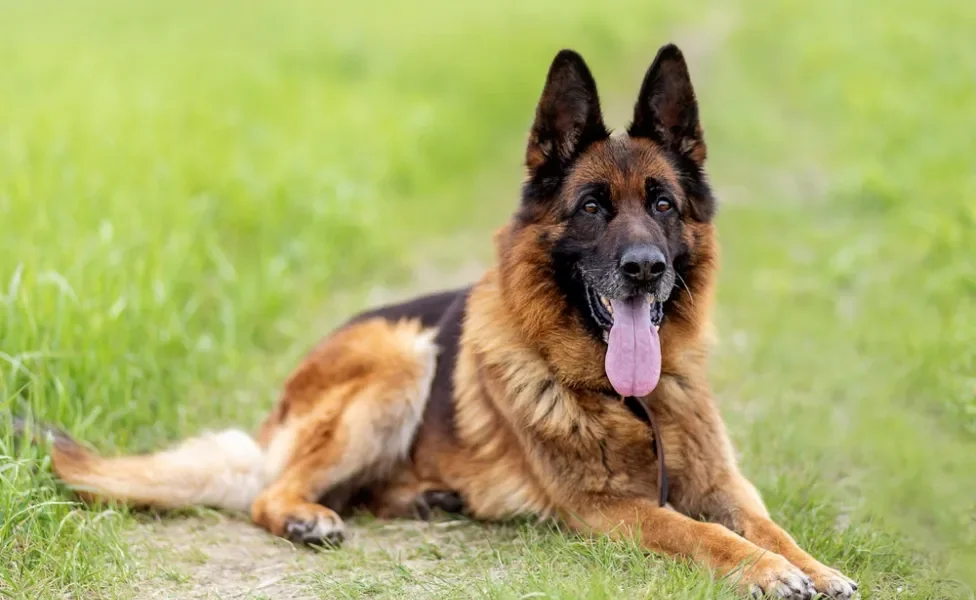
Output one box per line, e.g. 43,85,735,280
674,271,694,306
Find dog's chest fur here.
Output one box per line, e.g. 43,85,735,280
438,272,668,520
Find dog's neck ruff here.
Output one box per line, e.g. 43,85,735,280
626,395,669,508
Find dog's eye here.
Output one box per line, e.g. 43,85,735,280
582,199,600,214
654,196,673,213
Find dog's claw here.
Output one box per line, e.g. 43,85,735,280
284,515,345,548
807,566,858,599
745,557,816,599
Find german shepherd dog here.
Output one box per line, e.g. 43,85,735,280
32,45,857,599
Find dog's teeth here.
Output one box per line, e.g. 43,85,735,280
654,325,660,332
647,294,655,303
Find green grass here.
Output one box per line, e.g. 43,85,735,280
1,0,974,598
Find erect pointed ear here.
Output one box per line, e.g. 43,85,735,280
525,50,608,189
629,44,706,165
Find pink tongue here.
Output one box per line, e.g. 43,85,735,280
605,297,661,397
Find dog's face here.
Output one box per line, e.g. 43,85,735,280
511,45,716,397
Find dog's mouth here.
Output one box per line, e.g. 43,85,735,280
587,287,664,332
585,286,664,398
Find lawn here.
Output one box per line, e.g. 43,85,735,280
1,0,973,598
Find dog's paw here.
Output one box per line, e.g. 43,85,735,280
806,566,858,599
284,510,345,548
743,555,816,599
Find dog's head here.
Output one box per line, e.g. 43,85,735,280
498,45,718,397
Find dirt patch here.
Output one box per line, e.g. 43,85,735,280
127,512,517,600
129,514,318,600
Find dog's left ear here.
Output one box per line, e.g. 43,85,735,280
525,50,608,196
629,44,706,166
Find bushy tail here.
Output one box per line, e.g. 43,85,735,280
13,417,266,512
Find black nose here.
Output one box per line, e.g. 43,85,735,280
619,245,667,283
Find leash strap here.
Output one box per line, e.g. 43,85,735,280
626,395,669,507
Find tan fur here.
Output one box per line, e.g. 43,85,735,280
250,318,437,540
52,428,264,512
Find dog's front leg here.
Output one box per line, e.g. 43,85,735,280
699,474,858,599
565,498,817,598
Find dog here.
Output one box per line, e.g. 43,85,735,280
29,45,857,599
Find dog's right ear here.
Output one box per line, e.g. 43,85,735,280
525,50,608,198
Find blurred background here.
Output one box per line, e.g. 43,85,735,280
0,0,973,598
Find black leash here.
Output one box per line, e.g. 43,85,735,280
626,395,669,507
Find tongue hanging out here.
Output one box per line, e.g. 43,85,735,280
605,297,661,397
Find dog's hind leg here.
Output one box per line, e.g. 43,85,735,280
250,318,438,546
